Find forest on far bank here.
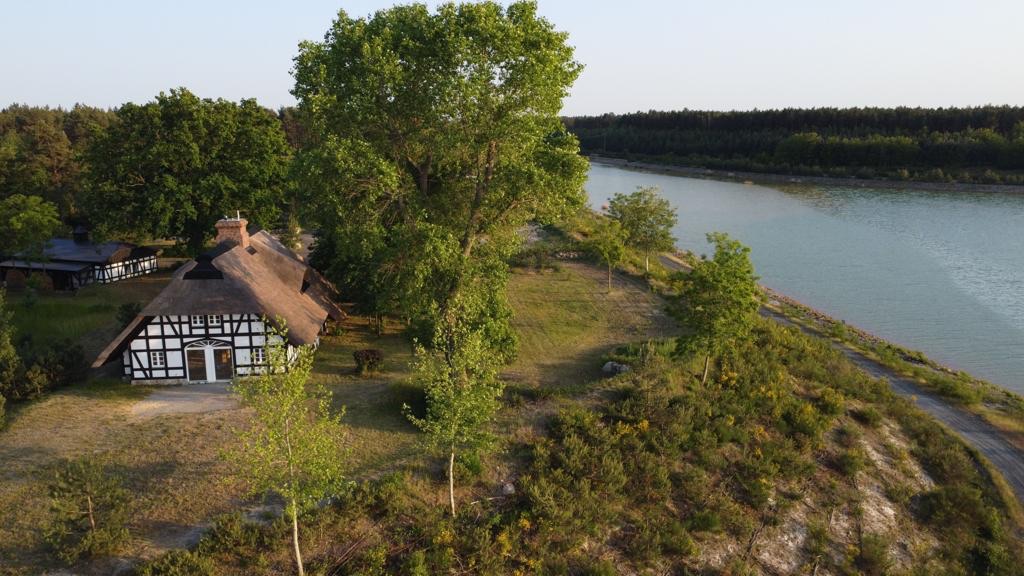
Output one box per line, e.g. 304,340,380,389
564,106,1024,184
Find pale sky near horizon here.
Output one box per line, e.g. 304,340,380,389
2,0,1022,115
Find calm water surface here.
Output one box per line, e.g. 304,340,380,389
586,163,1024,392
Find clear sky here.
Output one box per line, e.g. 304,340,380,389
2,0,1022,115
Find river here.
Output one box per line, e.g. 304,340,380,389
585,162,1024,392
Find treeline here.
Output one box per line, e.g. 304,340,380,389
0,101,307,234
564,107,1024,184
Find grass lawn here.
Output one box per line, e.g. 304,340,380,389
6,271,173,359
0,259,676,573
505,261,676,392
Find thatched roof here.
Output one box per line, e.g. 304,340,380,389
93,230,342,368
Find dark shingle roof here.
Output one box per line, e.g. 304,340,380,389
33,239,155,264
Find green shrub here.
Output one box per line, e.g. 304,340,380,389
402,550,430,576
353,348,384,374
835,424,860,448
686,509,722,533
116,302,142,327
851,406,882,428
44,458,130,564
578,558,617,576
855,532,892,576
837,447,866,478
817,387,846,416
136,550,216,576
195,512,271,560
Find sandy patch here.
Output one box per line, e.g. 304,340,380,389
130,382,238,419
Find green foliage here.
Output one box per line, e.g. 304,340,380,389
855,532,893,576
584,217,626,292
0,290,20,406
670,232,760,383
606,186,677,272
135,550,216,576
353,349,384,374
294,0,588,355
116,302,142,328
567,107,1024,183
83,88,291,254
406,311,502,514
43,458,130,564
0,104,113,215
836,446,866,478
227,328,346,574
0,194,62,259
139,317,1022,575
3,339,87,401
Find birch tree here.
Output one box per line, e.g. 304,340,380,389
587,217,627,293
227,333,345,576
406,295,501,517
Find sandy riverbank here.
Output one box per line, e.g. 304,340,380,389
590,154,1024,194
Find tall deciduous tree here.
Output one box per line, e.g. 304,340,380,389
586,217,627,293
83,89,291,254
294,1,587,513
670,233,760,385
606,186,677,272
0,194,61,260
227,331,345,576
293,0,588,340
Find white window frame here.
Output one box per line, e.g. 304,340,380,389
150,351,166,368
207,315,222,327
190,315,204,327
252,347,266,365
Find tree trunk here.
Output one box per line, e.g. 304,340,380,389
448,449,456,517
86,494,96,532
291,500,305,576
607,263,612,293
701,354,711,385
645,253,650,273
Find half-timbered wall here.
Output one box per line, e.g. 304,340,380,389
97,255,158,283
121,313,292,383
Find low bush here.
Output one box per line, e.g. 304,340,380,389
3,339,87,401
135,550,216,576
837,447,866,478
353,349,384,374
855,532,892,576
851,406,882,428
117,302,142,327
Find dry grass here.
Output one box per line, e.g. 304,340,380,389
504,261,676,392
0,260,679,573
311,315,422,478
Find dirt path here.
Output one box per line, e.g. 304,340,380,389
763,308,1024,504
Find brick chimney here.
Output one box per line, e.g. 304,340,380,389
214,214,249,249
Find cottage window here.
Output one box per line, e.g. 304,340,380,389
253,347,266,365
190,315,204,327
150,351,166,368
207,315,222,327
